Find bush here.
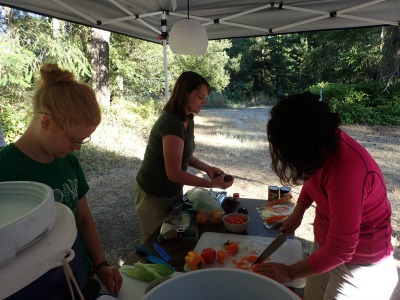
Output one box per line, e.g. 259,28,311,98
0,89,32,144
309,80,400,125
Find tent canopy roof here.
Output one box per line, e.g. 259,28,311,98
1,0,399,43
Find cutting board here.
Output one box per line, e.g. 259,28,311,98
189,232,305,288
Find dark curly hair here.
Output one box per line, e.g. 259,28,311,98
267,92,341,186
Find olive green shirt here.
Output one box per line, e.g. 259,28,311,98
136,111,195,197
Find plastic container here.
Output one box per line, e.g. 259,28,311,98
142,268,300,300
0,202,82,299
223,213,249,233
0,181,57,265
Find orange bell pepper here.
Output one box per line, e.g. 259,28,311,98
185,251,205,270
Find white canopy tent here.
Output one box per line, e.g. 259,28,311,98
1,0,399,99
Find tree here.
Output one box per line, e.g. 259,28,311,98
226,37,273,98
109,33,165,100
169,40,232,93
379,26,400,87
91,28,111,106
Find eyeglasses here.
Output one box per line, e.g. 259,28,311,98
60,126,91,147
38,112,91,147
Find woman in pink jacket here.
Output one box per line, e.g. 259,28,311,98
254,92,398,299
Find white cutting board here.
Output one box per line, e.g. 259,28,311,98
189,232,305,288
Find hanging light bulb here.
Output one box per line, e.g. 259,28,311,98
168,0,208,55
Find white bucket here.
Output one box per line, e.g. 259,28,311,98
143,268,300,300
0,181,57,265
0,202,77,299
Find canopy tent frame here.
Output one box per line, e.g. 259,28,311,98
1,0,399,100
16,0,398,39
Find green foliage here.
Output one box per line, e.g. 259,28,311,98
0,37,38,87
0,92,31,143
103,97,163,130
226,37,273,97
168,40,232,93
309,81,400,125
109,33,166,99
2,11,91,80
1,7,400,132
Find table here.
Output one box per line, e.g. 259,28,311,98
126,198,289,272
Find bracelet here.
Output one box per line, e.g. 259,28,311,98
93,260,109,273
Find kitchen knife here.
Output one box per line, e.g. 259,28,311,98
134,245,174,269
153,242,173,263
252,232,287,265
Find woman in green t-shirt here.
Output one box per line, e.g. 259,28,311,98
135,71,234,243
0,63,122,297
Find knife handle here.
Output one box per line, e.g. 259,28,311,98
146,255,169,265
153,242,173,263
135,244,153,256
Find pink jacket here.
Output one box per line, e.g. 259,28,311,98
298,130,393,274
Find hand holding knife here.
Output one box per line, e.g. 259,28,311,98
252,232,287,266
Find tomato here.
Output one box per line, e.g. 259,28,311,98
224,215,247,225
232,255,258,270
223,240,239,255
201,248,217,264
217,250,229,264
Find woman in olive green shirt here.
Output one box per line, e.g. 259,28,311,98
135,71,234,242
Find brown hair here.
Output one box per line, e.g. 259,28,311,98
33,63,101,130
267,92,341,185
163,71,210,121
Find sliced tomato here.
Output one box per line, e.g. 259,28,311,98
223,240,239,255
232,255,259,270
224,215,247,224
265,214,287,223
217,250,229,264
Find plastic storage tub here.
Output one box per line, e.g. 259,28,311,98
0,181,57,265
143,268,300,300
0,181,85,299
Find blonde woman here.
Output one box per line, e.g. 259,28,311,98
0,64,122,297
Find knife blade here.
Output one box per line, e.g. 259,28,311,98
252,232,287,265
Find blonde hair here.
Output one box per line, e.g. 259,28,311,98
33,63,101,129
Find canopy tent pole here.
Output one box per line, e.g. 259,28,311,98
163,39,169,102
161,11,169,102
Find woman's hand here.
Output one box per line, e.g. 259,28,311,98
211,171,234,189
96,265,123,295
279,202,308,235
206,166,223,179
252,262,292,283
279,213,302,236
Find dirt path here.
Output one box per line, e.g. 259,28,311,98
87,106,400,298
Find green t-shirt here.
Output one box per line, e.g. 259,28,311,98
136,111,195,197
0,143,91,275
0,143,89,214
